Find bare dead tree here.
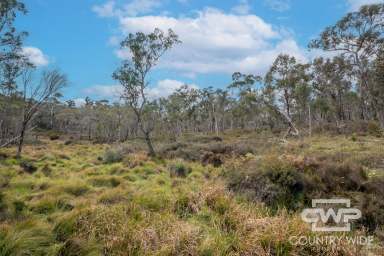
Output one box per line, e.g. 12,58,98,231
15,69,67,157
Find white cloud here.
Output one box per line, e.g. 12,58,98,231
21,47,49,67
92,1,116,17
231,0,251,15
82,79,198,101
83,84,123,99
346,0,382,11
93,0,161,18
73,98,86,107
122,0,161,16
147,79,198,99
264,0,291,12
116,8,307,75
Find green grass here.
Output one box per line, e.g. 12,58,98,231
0,135,383,255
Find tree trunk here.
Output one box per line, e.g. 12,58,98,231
144,132,156,157
16,122,27,158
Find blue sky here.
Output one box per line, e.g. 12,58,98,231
16,0,382,104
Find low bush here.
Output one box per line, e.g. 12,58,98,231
226,155,369,211
168,162,192,178
41,165,52,176
20,160,37,174
174,193,200,218
367,121,382,137
201,152,223,167
102,149,123,164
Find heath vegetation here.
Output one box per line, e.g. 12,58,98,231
1,0,384,255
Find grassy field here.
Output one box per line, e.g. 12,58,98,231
0,133,384,255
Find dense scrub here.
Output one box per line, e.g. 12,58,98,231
0,134,383,255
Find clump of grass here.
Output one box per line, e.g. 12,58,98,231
53,212,78,242
0,193,7,220
133,187,172,212
57,238,101,256
101,149,123,164
41,164,53,176
174,193,200,218
19,160,37,174
88,176,121,188
97,189,130,205
54,182,90,197
0,220,53,255
367,121,382,137
168,161,191,178
30,196,74,214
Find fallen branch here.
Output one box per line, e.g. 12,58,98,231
0,126,37,148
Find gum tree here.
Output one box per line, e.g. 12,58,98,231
113,28,180,156
309,3,384,120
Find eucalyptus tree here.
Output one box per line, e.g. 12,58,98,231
113,28,180,156
311,56,353,123
309,3,384,120
0,0,30,145
229,72,261,129
265,54,310,119
0,0,28,93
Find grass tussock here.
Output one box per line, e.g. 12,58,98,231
0,135,383,255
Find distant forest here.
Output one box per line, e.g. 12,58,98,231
1,1,383,156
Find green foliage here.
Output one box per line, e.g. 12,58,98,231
168,162,191,178
0,220,53,256
19,160,37,174
88,176,121,188
227,155,370,211
367,121,382,137
102,148,123,164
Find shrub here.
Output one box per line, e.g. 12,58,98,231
227,160,307,211
20,160,37,174
49,134,60,140
358,194,384,232
227,156,369,211
0,152,8,161
102,149,123,164
41,165,52,176
168,162,191,178
64,140,72,145
367,121,382,137
201,152,223,167
174,194,200,218
12,200,26,215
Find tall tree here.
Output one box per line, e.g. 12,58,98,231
113,28,180,156
311,56,353,123
0,0,29,93
265,54,310,133
309,3,384,120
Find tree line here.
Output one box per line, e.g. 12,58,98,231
0,1,383,156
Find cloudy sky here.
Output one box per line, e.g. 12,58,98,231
18,0,382,103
